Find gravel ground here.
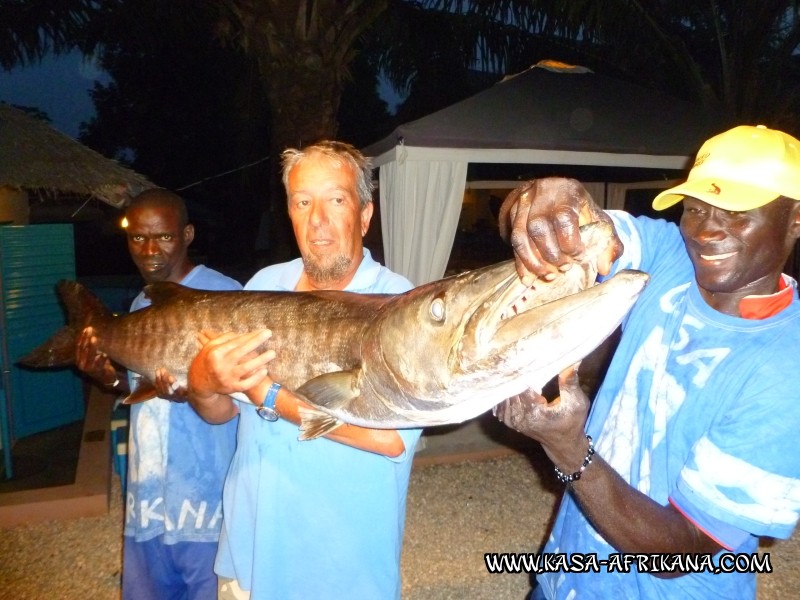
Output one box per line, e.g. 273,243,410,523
1,453,798,599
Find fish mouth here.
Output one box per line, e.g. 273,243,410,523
462,260,593,357
460,268,648,392
459,223,611,361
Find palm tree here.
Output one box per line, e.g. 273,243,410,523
458,0,800,128
0,0,98,70
6,1,800,141
209,0,556,258
5,0,799,262
214,1,390,152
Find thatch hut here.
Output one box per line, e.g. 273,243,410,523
0,103,154,223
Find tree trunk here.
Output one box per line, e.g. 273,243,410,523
218,0,388,262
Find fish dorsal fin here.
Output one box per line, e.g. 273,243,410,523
122,380,159,404
57,279,114,326
295,371,360,440
142,282,191,305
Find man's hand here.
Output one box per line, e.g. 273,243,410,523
185,329,275,424
75,326,118,387
154,368,188,402
494,364,591,473
188,329,275,399
498,178,622,283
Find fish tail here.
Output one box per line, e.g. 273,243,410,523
297,406,345,440
17,280,114,368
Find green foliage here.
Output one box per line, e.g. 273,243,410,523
76,1,271,271
0,0,99,70
4,0,800,268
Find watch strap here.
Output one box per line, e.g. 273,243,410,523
256,382,282,422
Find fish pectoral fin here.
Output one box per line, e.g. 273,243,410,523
295,371,360,410
122,381,158,405
297,406,345,441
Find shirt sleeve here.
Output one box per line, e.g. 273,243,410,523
385,427,424,464
605,211,688,281
672,363,800,544
669,491,751,551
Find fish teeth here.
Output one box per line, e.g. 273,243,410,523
501,283,537,320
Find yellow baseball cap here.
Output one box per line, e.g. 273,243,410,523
652,125,800,211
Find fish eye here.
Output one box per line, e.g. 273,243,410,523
430,298,445,321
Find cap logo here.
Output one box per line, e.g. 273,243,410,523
707,183,721,195
693,151,710,168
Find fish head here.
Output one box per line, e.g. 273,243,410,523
369,259,529,396
365,222,645,412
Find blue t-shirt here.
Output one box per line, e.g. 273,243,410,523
124,264,242,544
537,212,800,599
215,249,423,599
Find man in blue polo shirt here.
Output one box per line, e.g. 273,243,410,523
187,141,422,600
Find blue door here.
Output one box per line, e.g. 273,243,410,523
0,224,84,442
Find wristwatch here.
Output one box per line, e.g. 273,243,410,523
256,382,282,422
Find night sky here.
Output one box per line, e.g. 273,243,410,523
0,51,109,139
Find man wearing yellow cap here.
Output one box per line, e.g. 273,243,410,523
493,125,800,599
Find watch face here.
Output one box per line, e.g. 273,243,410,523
257,405,279,422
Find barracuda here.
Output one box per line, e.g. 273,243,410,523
19,223,648,439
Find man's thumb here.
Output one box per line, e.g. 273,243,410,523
557,362,581,395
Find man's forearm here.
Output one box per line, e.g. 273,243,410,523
565,452,722,576
269,384,406,457
188,391,239,424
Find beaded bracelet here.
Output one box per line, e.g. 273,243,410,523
553,434,595,484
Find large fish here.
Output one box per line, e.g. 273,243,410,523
19,222,648,439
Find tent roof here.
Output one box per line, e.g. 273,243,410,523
365,61,730,170
0,103,154,208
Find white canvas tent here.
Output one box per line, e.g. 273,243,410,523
363,61,728,285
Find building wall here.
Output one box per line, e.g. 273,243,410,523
0,187,30,225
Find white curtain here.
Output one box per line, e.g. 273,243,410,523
606,179,682,211
605,183,628,211
379,156,468,285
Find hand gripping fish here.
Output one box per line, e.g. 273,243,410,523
18,222,648,439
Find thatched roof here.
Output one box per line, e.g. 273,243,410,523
0,103,154,208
